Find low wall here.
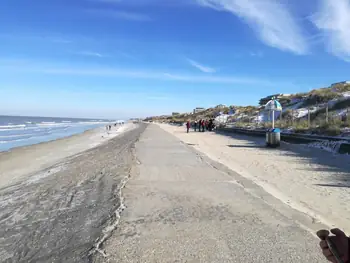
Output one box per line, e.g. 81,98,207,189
217,127,350,154
339,143,350,154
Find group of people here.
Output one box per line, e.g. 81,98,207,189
185,119,215,133
106,122,124,132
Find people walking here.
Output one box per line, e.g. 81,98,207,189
186,121,191,133
201,120,205,132
208,119,213,131
194,120,198,132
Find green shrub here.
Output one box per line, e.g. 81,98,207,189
331,99,350,111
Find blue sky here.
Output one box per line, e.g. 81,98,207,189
1,0,350,118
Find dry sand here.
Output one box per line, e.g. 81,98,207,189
159,124,350,233
0,123,136,189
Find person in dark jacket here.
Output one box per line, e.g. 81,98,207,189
208,119,213,131
186,121,191,133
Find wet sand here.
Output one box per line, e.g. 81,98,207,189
0,123,147,262
0,124,135,189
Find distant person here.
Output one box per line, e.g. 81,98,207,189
186,121,190,133
198,119,202,132
201,120,205,132
194,120,198,132
208,119,213,131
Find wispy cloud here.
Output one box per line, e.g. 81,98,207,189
311,0,350,61
250,51,263,57
196,0,309,55
0,59,294,87
50,37,72,44
186,58,216,73
77,51,105,58
86,9,152,21
0,34,72,44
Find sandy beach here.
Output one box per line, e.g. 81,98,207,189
0,123,135,189
159,123,350,233
0,122,145,262
0,123,339,262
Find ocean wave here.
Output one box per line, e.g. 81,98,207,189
0,125,44,132
0,124,26,129
78,121,109,125
0,130,52,139
62,121,72,123
37,123,68,127
0,133,35,139
0,137,28,144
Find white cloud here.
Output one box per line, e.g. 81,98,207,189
186,58,216,73
0,59,296,88
78,51,104,57
311,0,350,61
86,9,152,21
196,0,309,54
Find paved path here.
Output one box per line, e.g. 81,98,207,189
95,125,324,263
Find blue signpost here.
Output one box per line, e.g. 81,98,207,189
265,97,282,147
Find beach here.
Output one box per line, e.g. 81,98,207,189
0,122,145,262
158,123,350,233
0,115,119,152
1,122,347,262
0,123,134,188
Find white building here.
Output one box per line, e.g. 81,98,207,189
193,107,206,114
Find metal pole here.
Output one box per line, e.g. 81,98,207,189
308,107,311,128
272,110,275,129
326,103,329,123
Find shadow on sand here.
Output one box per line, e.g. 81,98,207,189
216,130,350,189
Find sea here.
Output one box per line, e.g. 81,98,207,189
0,115,116,152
